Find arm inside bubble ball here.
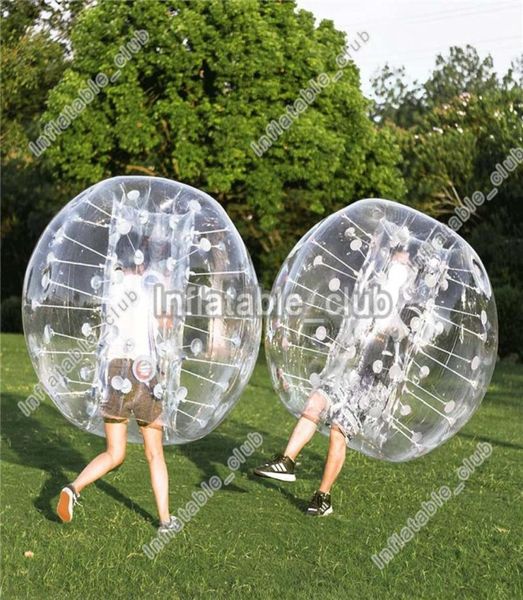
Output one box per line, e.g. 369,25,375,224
314,222,435,431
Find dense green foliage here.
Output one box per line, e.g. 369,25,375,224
1,0,83,302
372,48,522,220
372,46,523,358
40,0,404,282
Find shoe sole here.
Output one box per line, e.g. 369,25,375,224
57,488,74,523
253,469,296,482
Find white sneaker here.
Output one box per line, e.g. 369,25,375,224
57,485,80,523
158,516,182,534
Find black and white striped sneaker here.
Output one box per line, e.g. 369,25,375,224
57,484,80,523
306,491,333,517
253,454,296,482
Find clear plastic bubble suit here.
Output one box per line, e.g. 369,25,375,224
23,177,261,444
266,199,497,461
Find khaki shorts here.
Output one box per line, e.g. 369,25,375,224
101,358,163,429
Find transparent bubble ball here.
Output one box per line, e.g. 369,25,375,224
23,176,261,444
266,199,498,461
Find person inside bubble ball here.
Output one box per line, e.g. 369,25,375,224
254,244,418,516
57,247,180,533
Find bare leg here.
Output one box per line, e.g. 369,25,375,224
318,427,347,494
283,391,329,460
72,421,127,493
142,426,170,523
284,417,318,461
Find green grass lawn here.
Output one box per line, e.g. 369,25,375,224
1,333,522,599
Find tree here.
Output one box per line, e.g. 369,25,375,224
370,64,422,127
41,0,405,285
423,45,498,108
372,46,523,217
371,46,501,126
371,46,523,358
1,0,86,305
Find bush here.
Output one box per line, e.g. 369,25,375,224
1,296,22,333
494,284,523,361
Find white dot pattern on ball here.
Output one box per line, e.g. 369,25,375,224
372,360,383,374
329,278,341,292
315,326,327,341
22,176,261,445
266,199,497,462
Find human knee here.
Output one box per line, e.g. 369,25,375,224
144,444,164,463
107,446,126,466
300,412,320,427
330,426,347,448
302,391,327,422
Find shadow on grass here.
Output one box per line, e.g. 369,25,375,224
175,415,329,512
457,430,523,451
1,393,156,525
246,472,310,513
175,419,285,494
2,389,329,518
177,432,251,494
241,430,329,514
